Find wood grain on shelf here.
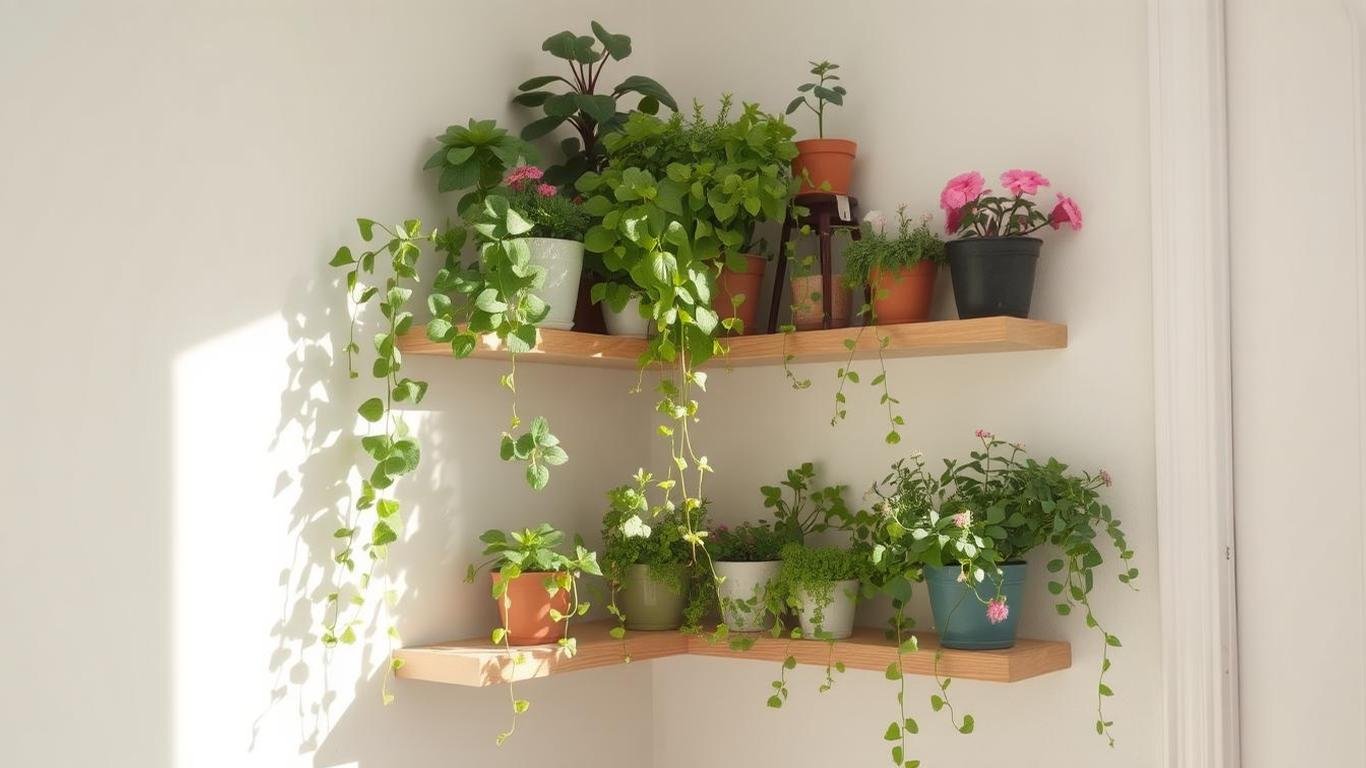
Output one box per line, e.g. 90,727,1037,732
396,316,1066,369
394,621,687,686
395,620,1070,687
684,626,1071,683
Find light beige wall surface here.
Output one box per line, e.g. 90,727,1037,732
0,2,659,766
1228,1,1366,765
2,1,1168,767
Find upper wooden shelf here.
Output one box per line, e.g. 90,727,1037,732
396,316,1067,369
395,620,1071,687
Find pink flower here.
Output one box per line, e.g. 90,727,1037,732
1099,469,1113,487
975,429,993,439
503,164,544,191
945,205,964,234
953,511,972,529
986,598,1010,625
939,171,985,213
1049,194,1083,231
1000,169,1050,196
535,183,558,198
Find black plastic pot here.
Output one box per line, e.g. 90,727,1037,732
947,237,1042,319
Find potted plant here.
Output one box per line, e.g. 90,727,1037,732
786,60,855,195
709,522,790,632
464,523,601,645
462,523,600,745
939,169,1083,318
601,471,708,631
592,278,651,337
503,165,591,330
843,206,947,325
775,542,869,640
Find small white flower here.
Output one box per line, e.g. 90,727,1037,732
863,209,888,234
620,515,652,539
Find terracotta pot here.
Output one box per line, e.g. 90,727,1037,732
713,254,767,335
492,570,571,646
789,273,850,331
793,138,857,195
868,261,938,324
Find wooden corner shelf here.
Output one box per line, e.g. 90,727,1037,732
396,316,1066,370
394,620,1071,688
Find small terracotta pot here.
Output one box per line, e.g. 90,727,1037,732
713,254,767,335
793,138,857,195
868,261,938,324
492,570,571,646
789,273,850,331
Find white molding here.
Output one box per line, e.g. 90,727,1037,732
1344,1,1366,760
1148,1,1241,766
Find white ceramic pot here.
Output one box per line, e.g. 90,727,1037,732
524,237,584,330
603,294,650,337
794,578,860,639
713,560,781,632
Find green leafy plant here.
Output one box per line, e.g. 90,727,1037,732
424,119,536,214
785,60,845,138
463,524,601,744
767,542,870,704
759,461,855,543
514,21,678,187
578,96,798,331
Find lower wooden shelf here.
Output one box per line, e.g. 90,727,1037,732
394,620,1071,687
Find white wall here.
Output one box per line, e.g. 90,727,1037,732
646,1,1160,766
2,1,1166,767
0,2,661,766
1228,1,1366,764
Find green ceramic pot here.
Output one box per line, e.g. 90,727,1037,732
619,564,686,630
925,562,1027,650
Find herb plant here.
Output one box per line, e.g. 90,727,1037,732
843,206,947,288
708,522,790,562
514,22,678,186
463,524,600,745
785,60,845,138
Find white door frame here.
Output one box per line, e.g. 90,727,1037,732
1148,0,1241,765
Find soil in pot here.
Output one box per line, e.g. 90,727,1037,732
867,261,937,324
618,563,686,630
492,570,571,646
525,237,585,330
602,294,650,337
793,138,857,195
924,562,1027,650
789,273,850,331
713,254,767,335
714,560,781,632
793,578,860,639
947,237,1041,319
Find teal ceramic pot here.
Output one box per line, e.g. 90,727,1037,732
619,564,686,630
925,562,1027,650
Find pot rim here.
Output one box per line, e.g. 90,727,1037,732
795,137,858,150
949,235,1043,244
518,235,586,245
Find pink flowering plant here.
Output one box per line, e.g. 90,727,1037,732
501,165,591,240
937,431,1137,748
939,169,1084,238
